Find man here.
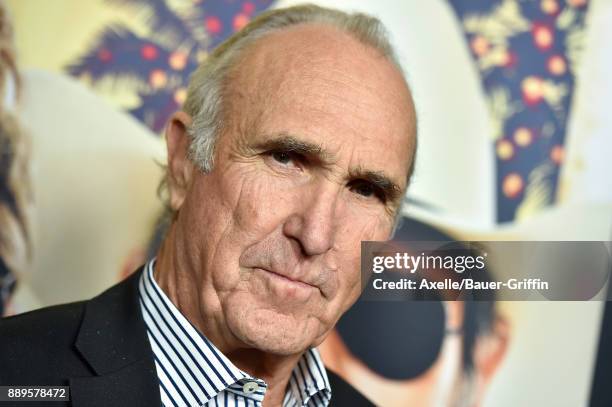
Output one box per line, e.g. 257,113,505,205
0,4,416,406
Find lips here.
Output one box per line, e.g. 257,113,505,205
239,244,339,299
251,267,319,302
251,264,338,300
255,267,319,290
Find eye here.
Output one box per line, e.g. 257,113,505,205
348,180,386,203
352,182,374,197
271,150,293,165
266,150,304,170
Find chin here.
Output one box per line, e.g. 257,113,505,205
228,307,319,356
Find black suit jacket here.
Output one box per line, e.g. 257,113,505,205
0,268,374,406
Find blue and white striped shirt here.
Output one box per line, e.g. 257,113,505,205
138,259,332,407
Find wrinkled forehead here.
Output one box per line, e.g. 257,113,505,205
224,23,417,186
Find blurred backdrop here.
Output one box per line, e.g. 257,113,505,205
1,0,611,406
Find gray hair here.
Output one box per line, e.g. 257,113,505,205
161,4,415,218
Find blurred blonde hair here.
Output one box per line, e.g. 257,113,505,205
0,113,32,276
0,3,32,311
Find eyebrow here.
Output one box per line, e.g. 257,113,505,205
257,133,404,202
255,133,333,162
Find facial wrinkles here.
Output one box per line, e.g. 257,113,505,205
257,68,410,215
305,65,393,124
163,184,237,348
180,26,416,355
309,141,399,222
234,28,411,152
205,157,307,297
222,149,351,326
165,221,210,318
180,172,245,318
223,132,394,315
192,198,235,296
231,33,413,203
240,235,338,295
235,167,342,286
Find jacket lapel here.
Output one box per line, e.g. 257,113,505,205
70,268,161,407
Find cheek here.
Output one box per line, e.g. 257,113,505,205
225,167,299,239
193,165,301,273
236,182,286,230
337,207,393,251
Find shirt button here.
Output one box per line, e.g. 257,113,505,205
243,381,259,394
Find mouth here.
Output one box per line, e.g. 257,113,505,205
254,267,320,294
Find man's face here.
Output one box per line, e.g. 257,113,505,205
169,24,416,355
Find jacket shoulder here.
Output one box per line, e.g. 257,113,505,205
1,300,86,334
0,301,91,384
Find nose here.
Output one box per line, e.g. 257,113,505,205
283,182,340,257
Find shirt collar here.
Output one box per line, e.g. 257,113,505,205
138,258,331,406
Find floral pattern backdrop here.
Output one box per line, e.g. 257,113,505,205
64,0,589,223
447,0,590,222
67,0,275,133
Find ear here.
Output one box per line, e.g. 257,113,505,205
165,111,195,211
472,315,510,405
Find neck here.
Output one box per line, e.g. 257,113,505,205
153,223,303,406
